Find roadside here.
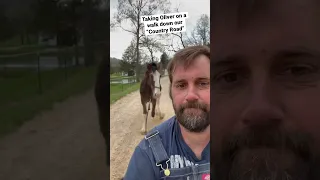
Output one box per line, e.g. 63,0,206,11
0,66,96,138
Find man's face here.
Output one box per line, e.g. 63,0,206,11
212,1,320,179
171,55,210,132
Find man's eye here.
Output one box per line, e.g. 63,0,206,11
283,64,317,76
214,71,240,83
199,81,210,87
175,83,186,89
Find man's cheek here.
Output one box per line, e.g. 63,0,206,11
203,89,210,106
284,91,320,147
212,104,239,143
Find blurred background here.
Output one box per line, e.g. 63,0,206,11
0,0,110,180
0,0,109,137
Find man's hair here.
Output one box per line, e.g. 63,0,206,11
167,45,210,84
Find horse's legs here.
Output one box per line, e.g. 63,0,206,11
156,94,164,119
156,94,161,114
140,100,147,134
151,98,156,120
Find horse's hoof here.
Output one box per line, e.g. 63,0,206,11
160,113,165,119
140,129,147,135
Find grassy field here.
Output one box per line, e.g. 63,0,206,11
0,66,97,138
110,83,140,104
0,37,94,137
110,73,122,78
110,75,141,104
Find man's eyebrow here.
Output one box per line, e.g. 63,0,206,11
173,79,186,84
196,77,210,81
173,77,209,83
212,54,247,68
273,47,320,60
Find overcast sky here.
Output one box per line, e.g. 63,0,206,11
110,0,210,60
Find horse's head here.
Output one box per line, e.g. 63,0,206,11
150,62,161,97
144,62,161,98
150,62,158,72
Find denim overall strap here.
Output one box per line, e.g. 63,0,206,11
145,128,169,164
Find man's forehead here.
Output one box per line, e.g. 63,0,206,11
212,17,320,63
172,65,209,82
212,0,320,50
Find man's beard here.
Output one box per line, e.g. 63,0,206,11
174,101,209,132
212,123,320,180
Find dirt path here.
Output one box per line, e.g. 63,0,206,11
110,76,174,179
0,90,108,180
0,76,174,180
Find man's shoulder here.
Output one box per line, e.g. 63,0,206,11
137,116,176,150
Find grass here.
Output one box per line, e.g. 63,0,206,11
110,82,140,104
110,76,136,81
110,73,122,78
109,74,150,104
0,66,97,138
110,75,142,104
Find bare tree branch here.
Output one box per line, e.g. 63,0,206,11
114,0,171,81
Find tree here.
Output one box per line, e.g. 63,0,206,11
0,5,14,42
120,39,137,74
196,14,210,46
33,0,107,66
114,0,170,82
3,0,38,45
160,52,169,69
140,36,164,63
110,57,121,74
163,12,210,52
184,14,210,46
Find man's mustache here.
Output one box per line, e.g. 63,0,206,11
178,101,208,113
222,125,312,161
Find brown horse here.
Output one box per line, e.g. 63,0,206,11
139,62,164,134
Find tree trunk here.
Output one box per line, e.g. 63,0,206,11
135,35,140,82
135,4,141,82
20,33,24,45
26,33,31,44
83,0,95,67
74,39,79,66
72,5,79,67
148,47,154,62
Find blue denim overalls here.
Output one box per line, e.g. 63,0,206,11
145,128,211,180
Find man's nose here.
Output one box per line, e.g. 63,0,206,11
185,85,199,102
240,79,284,127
